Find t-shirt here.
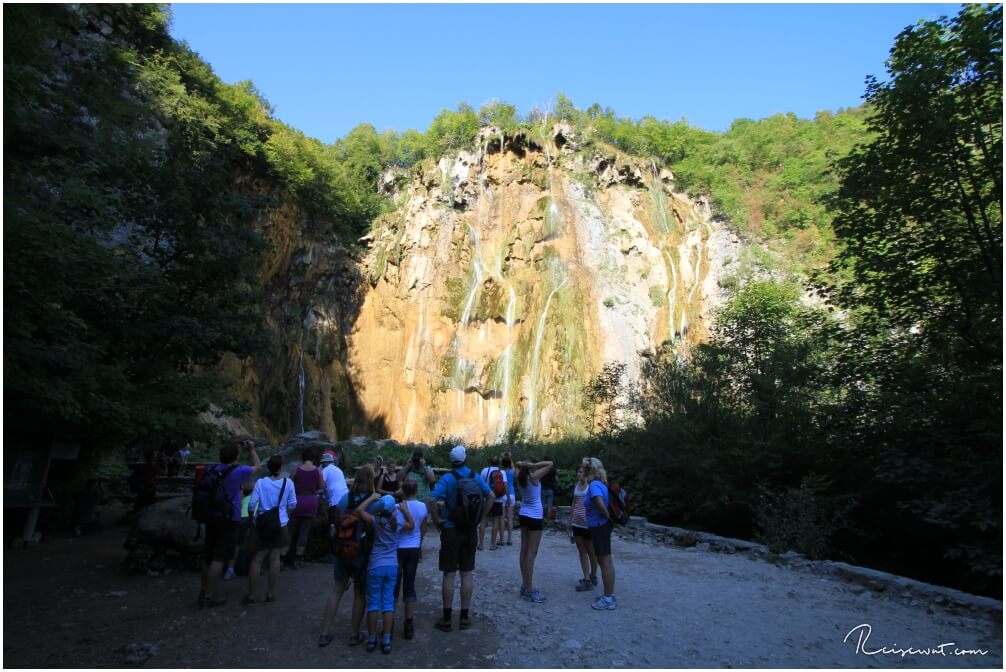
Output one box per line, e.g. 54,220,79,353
323,463,349,509
479,467,508,494
368,514,400,570
212,463,254,522
429,466,493,529
504,468,515,496
403,466,434,501
335,492,383,516
585,480,610,528
248,477,297,527
518,478,543,519
396,499,429,549
571,482,589,528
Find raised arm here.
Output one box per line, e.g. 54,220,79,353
354,492,381,525
398,501,415,532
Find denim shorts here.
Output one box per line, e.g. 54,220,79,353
541,488,555,507
367,564,397,613
333,552,368,584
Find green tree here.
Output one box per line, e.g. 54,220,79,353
829,3,1002,358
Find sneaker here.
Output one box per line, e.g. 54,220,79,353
591,595,617,610
381,636,392,655
434,616,452,632
575,578,592,592
223,568,236,581
522,588,546,603
459,614,470,630
366,636,378,652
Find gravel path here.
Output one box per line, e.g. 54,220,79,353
4,520,1000,668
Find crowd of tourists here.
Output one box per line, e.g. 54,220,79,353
192,439,620,656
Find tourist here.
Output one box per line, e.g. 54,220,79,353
540,456,558,521
285,447,325,570
583,457,616,610
356,493,414,654
500,452,516,546
224,479,254,580
515,458,553,602
569,463,598,591
318,464,378,648
395,478,429,640
372,455,385,491
197,438,260,609
397,450,436,503
320,448,349,519
244,453,297,604
377,457,400,497
478,455,506,551
426,445,495,632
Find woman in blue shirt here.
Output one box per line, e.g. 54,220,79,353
582,457,616,610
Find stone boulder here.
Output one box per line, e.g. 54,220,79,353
131,496,201,552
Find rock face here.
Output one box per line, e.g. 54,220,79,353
233,125,736,445
349,125,732,444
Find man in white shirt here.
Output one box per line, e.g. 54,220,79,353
320,449,349,519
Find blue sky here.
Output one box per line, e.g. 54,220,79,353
168,3,962,143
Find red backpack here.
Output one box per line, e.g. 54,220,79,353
487,468,507,498
607,483,632,526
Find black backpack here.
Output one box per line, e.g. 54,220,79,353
449,469,485,530
191,464,237,524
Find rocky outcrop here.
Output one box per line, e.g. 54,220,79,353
349,124,732,444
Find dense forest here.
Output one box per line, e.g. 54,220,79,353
4,4,1001,596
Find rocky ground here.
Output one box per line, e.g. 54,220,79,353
4,510,1001,669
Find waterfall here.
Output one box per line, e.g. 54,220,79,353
496,285,518,441
298,351,305,434
687,240,703,306
664,249,678,340
523,275,568,436
650,162,671,232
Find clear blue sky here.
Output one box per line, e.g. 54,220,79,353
168,3,962,143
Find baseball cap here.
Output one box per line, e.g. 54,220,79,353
449,444,466,464
320,450,336,463
379,494,397,513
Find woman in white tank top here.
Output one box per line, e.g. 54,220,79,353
515,458,553,603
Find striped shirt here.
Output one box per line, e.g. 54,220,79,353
571,482,589,528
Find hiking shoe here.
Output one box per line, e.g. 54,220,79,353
522,588,546,603
591,595,617,610
434,616,452,632
404,620,415,640
575,578,592,592
318,632,334,648
205,595,227,608
459,614,471,630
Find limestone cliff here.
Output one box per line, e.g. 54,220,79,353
347,124,737,444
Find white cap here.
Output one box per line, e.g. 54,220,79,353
449,444,466,464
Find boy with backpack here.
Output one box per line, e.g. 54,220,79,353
194,438,261,609
426,445,495,632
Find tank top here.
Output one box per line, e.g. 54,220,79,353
571,482,589,528
292,466,323,518
518,477,543,519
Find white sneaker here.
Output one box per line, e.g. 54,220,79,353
591,594,616,610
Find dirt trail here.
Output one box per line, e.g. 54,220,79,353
3,518,1001,668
